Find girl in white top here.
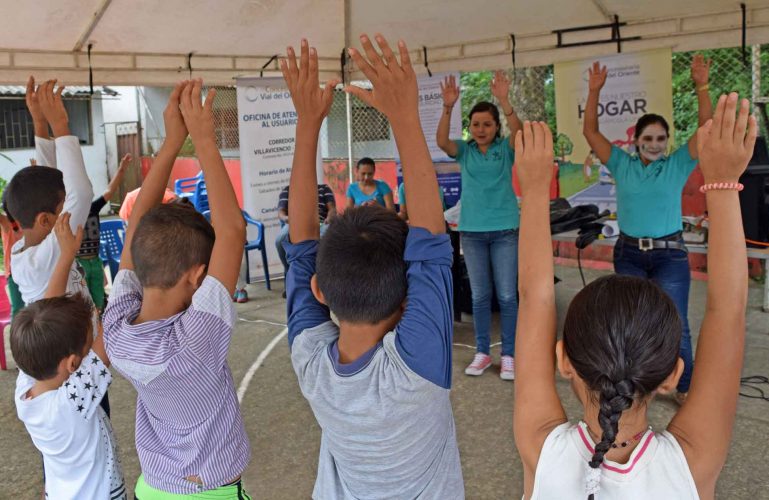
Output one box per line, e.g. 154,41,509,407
513,93,756,500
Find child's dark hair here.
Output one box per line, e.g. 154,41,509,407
4,166,64,229
10,293,93,380
468,102,501,139
356,157,376,170
562,275,681,499
131,203,215,288
633,114,670,140
316,205,409,324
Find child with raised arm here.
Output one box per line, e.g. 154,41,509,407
6,77,94,304
13,213,126,499
281,34,462,498
513,93,756,500
102,80,251,498
77,153,132,311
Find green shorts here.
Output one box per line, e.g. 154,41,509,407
7,274,24,317
76,255,106,310
134,475,252,499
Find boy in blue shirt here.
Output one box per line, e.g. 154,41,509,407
281,35,463,498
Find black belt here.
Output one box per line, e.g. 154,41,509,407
619,232,687,252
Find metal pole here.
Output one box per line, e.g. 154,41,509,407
752,44,761,129
346,91,354,184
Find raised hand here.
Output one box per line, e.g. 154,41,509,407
118,153,132,173
180,79,217,145
53,212,84,258
164,80,190,147
37,79,70,137
441,75,460,107
25,76,46,124
280,39,338,125
515,121,554,195
588,62,607,92
490,70,511,103
691,54,711,87
696,93,757,184
345,34,418,122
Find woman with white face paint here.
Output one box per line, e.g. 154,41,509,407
582,55,713,405
437,71,523,382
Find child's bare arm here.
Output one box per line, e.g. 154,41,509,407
347,35,443,234
26,76,49,140
122,81,189,271
45,212,83,298
180,80,245,294
513,122,567,486
668,93,756,493
281,40,338,243
103,154,131,202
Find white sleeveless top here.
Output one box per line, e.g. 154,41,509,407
530,421,699,499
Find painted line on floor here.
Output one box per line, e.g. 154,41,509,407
237,327,289,404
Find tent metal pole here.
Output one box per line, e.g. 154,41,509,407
346,91,354,184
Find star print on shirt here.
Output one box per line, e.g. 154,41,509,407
84,382,93,390
75,370,83,378
69,392,77,401
91,356,99,364
76,404,84,412
64,381,70,388
100,369,108,377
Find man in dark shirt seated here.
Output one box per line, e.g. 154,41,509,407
276,183,336,296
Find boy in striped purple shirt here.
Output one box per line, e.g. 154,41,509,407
102,80,251,498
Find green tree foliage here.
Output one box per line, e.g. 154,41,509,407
671,46,769,148
458,44,768,152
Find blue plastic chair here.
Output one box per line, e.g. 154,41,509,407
202,210,271,290
99,219,126,281
174,174,208,213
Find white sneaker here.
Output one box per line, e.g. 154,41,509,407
465,353,493,376
500,355,515,380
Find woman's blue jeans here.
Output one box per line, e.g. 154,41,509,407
461,229,519,357
613,238,693,393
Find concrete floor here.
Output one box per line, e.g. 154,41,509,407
1,265,768,499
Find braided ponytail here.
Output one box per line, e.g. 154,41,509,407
586,379,635,499
563,275,682,500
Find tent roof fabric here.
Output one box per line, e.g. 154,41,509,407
0,85,118,97
0,0,767,85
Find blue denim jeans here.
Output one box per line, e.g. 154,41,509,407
613,238,693,393
461,229,519,356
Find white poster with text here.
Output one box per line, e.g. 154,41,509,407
236,77,322,280
415,72,462,162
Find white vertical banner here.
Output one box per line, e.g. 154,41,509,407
417,71,462,162
236,77,322,279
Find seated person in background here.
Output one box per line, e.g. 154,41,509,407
118,183,177,223
397,181,445,222
77,153,131,311
275,183,336,277
345,157,395,210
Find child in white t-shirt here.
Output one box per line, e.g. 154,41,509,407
513,92,756,499
12,213,125,500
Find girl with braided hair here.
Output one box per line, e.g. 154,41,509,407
513,93,756,499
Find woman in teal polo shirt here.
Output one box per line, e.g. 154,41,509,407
437,71,523,381
582,55,713,404
345,157,395,210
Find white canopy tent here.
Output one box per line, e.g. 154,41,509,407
0,0,768,85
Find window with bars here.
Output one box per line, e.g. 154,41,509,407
0,98,92,149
